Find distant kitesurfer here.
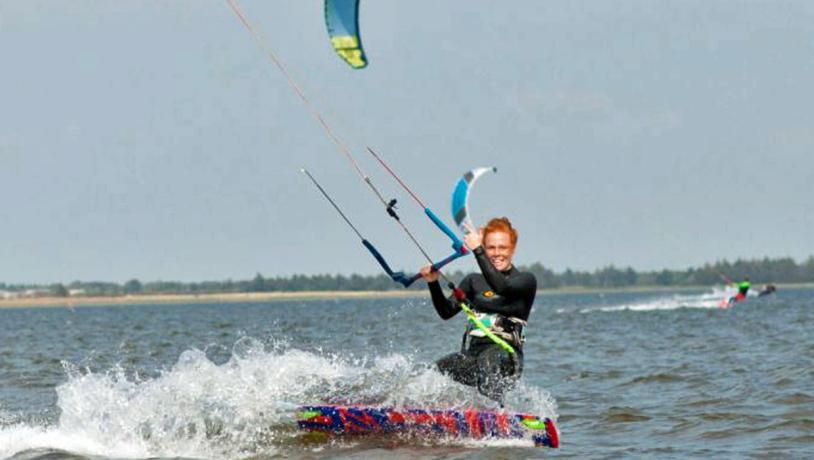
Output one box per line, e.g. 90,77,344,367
728,276,751,305
758,284,777,297
419,217,536,405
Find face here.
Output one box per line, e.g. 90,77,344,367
483,231,515,271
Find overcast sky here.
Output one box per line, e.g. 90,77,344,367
2,1,813,284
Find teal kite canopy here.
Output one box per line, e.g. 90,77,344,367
452,167,498,234
324,0,367,69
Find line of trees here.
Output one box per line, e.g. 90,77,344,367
2,256,812,298
524,256,814,289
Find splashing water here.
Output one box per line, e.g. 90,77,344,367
0,337,557,459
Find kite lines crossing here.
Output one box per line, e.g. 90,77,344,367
224,0,468,287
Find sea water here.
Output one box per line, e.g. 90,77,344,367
0,287,812,459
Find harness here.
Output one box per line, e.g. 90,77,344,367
464,312,526,349
451,287,525,355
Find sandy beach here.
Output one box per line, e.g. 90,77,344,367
0,290,426,309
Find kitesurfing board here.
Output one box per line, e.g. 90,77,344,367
296,405,559,448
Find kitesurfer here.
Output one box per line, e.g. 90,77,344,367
728,276,751,305
758,283,776,297
419,217,536,405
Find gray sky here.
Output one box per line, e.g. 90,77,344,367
2,1,813,284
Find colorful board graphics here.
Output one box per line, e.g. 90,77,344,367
297,405,559,448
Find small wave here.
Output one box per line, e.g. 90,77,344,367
762,418,814,432
698,412,745,422
699,427,743,439
600,406,651,423
768,434,814,444
621,372,686,386
685,398,730,408
566,369,623,382
771,393,814,405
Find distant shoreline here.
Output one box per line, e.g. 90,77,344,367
0,290,424,309
1,283,809,309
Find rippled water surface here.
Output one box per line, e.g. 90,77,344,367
1,287,812,459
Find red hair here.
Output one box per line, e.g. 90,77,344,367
482,217,518,247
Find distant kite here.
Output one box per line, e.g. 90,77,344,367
324,0,367,69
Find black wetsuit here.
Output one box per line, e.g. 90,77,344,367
428,246,537,403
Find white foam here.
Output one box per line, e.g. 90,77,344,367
0,424,126,459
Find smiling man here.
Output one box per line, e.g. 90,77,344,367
419,217,537,405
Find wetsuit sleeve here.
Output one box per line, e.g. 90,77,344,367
473,246,537,299
428,280,461,320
